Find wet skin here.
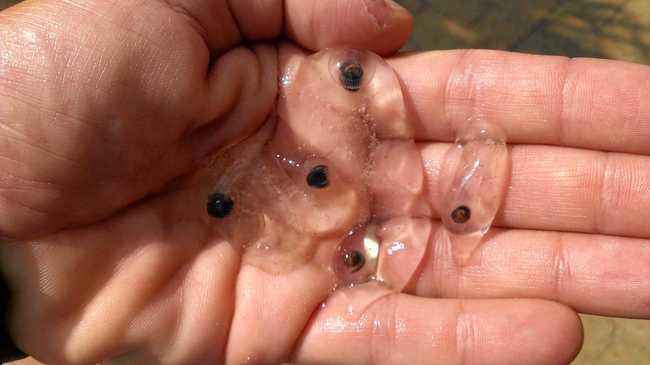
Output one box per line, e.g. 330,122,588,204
3,1,650,365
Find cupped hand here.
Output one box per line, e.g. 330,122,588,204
1,1,649,365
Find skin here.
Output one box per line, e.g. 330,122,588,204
0,0,649,364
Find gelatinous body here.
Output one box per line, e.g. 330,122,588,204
439,122,509,236
205,46,425,290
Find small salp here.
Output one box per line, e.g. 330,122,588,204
437,121,510,263
332,224,380,287
438,121,509,236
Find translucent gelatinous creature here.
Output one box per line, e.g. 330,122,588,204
332,223,380,287
205,46,425,290
438,122,509,237
205,46,511,290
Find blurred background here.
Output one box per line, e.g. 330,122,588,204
1,0,649,364
398,0,650,64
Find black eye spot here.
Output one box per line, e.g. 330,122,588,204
451,205,471,224
342,250,365,273
306,165,329,189
338,61,364,92
207,192,234,218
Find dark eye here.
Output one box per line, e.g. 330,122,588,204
306,165,330,189
338,61,364,92
451,205,471,224
207,192,234,218
342,249,365,273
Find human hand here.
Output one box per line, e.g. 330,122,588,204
1,1,650,365
0,0,412,363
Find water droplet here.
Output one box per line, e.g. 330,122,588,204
386,241,406,256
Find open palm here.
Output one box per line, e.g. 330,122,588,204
1,1,649,365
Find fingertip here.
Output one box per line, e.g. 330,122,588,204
537,301,584,365
491,300,583,365
285,0,413,56
362,0,414,55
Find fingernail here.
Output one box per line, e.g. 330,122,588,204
363,0,410,24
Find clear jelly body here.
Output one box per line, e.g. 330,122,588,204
205,46,509,293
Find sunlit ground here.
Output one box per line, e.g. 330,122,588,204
399,0,650,65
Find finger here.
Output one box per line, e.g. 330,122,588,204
224,248,338,365
411,223,650,319
285,0,413,55
388,50,650,154
167,0,412,54
418,143,650,238
293,289,582,365
188,44,278,157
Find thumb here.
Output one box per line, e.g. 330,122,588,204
285,0,413,55
166,0,413,55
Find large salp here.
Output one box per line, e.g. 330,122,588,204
205,47,476,292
